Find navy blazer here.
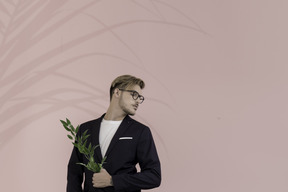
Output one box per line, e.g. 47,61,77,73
67,114,161,192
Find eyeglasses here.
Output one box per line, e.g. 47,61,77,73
119,89,145,104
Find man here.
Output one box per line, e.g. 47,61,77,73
67,75,161,192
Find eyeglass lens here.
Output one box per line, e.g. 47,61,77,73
132,92,144,103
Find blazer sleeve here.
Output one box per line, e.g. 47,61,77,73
112,126,161,191
66,126,85,192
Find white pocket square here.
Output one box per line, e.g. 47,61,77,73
119,137,133,140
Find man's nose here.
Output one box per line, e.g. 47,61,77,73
136,98,141,104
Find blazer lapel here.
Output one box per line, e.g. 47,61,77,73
104,115,132,158
90,115,105,162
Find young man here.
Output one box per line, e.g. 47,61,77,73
67,75,161,192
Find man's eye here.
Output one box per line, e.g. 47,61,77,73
132,92,138,96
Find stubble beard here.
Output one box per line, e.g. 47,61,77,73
119,100,136,116
122,105,136,116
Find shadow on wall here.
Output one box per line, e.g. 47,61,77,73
0,0,205,150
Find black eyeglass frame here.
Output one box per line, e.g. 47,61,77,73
119,89,145,103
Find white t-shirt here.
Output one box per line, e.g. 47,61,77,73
99,119,122,157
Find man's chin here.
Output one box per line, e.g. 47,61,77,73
129,112,136,116
124,109,136,116
128,110,136,116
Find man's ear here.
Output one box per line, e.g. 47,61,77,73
114,88,120,98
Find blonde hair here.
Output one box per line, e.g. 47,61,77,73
109,75,145,100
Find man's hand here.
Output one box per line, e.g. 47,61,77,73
92,169,113,188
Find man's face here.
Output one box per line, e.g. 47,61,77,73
119,85,143,116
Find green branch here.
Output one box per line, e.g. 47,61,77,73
60,118,106,173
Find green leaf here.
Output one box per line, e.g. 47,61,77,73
83,134,90,141
75,125,80,133
72,142,78,148
66,118,71,125
78,136,82,144
84,146,89,155
60,120,71,131
89,156,95,163
83,140,87,147
70,130,75,136
91,148,94,157
60,120,68,126
76,163,88,169
64,126,71,132
91,162,99,173
67,135,73,140
95,166,100,173
70,124,75,132
86,162,94,172
77,136,80,142
101,156,107,165
83,129,89,137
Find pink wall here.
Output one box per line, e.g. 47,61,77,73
1,0,288,191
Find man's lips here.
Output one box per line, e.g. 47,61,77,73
133,105,138,110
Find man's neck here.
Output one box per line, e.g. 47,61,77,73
104,107,126,121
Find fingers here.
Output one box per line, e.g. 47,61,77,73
100,168,107,173
92,169,112,188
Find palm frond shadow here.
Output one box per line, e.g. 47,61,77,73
153,0,207,34
10,1,53,33
0,52,110,107
132,0,207,34
0,48,175,147
0,95,107,150
1,0,63,58
131,0,166,20
1,1,207,88
0,50,150,113
1,87,106,124
0,2,10,16
81,13,178,102
0,0,99,78
1,0,205,97
0,1,205,153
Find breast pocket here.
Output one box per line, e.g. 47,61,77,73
119,137,133,140
116,137,137,159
